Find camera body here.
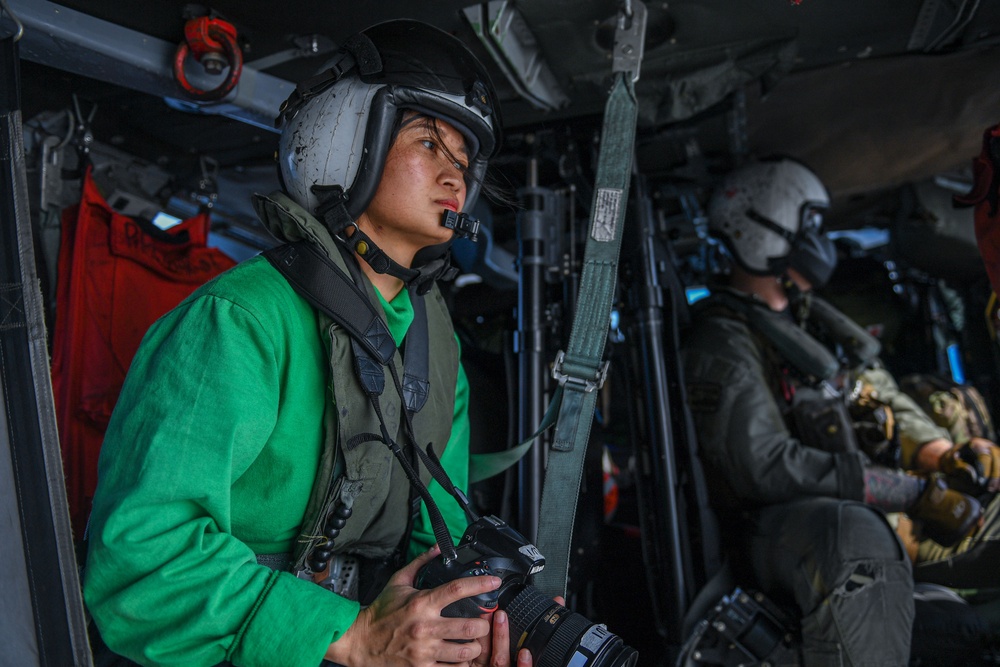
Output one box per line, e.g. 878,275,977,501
416,515,638,667
415,514,544,618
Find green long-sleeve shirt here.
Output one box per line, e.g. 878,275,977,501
83,255,471,667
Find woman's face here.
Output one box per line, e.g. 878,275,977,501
356,115,470,267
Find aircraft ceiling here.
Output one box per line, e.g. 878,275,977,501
9,0,1000,228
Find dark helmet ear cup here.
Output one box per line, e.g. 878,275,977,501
277,19,502,218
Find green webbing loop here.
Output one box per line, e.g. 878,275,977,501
533,70,638,597
469,384,565,483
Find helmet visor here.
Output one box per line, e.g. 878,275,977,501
800,204,825,235
353,20,502,158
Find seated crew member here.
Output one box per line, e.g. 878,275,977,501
680,157,987,667
84,20,541,667
854,368,1000,589
795,214,1000,591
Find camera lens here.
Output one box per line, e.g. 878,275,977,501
505,585,638,667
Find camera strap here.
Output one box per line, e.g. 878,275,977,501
264,240,474,560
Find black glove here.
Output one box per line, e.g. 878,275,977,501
908,477,983,548
938,440,1000,496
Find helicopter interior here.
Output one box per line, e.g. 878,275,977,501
4,1,1000,665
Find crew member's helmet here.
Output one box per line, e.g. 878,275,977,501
276,20,502,220
708,157,837,287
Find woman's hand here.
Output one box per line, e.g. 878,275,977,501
325,545,501,667
472,595,565,667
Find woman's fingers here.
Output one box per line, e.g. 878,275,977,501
427,572,502,614
490,610,511,667
391,544,442,586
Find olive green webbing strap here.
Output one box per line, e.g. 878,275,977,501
468,2,644,596
533,72,638,597
469,388,561,483
465,73,638,491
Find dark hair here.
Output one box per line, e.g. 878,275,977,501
395,111,515,210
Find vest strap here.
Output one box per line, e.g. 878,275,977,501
264,239,469,560
402,293,430,412
264,241,396,364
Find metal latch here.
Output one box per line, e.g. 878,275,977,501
551,350,610,393
612,0,647,82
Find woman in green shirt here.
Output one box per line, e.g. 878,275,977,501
84,19,532,667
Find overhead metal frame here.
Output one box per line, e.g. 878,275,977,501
463,0,570,112
9,0,294,131
0,33,93,666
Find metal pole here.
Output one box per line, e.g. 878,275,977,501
0,33,93,666
621,173,689,640
515,148,548,543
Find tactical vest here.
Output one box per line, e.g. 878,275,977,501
252,193,459,572
695,290,861,455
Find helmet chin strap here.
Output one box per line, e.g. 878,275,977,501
337,210,482,296
311,185,482,295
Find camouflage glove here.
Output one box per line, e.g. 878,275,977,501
938,438,1000,495
908,476,983,547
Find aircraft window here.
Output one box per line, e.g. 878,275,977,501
947,343,966,384
686,286,711,304
826,227,890,250
152,212,183,230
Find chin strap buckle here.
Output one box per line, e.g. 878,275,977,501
441,210,481,242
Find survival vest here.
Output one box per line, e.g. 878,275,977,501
692,290,882,457
251,194,459,587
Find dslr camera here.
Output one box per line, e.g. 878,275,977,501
416,515,638,667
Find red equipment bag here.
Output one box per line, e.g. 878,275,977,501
954,122,1000,295
50,168,236,538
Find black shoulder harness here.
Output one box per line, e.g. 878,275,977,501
263,240,473,562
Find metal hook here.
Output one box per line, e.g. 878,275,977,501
613,0,647,82
618,0,635,30
0,0,24,42
71,94,98,127
71,94,98,155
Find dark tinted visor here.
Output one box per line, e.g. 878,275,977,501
800,204,825,235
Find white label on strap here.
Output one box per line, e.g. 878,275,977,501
591,188,622,242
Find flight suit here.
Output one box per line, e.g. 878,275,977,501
682,289,914,666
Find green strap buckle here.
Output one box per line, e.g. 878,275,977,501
551,350,609,393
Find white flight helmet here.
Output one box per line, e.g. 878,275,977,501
276,19,502,222
708,157,836,286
